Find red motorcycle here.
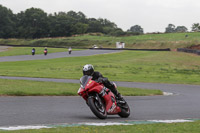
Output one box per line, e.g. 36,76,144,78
78,75,130,119
44,50,47,56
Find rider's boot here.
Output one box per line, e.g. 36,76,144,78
109,84,124,101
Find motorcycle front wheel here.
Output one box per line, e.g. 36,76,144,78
88,96,107,119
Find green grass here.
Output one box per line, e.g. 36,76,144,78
0,79,162,96
0,47,80,57
1,121,200,133
0,51,200,85
0,79,79,96
1,32,200,49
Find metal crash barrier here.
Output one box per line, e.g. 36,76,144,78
177,48,200,55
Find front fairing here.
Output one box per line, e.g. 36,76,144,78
80,75,93,89
78,75,103,97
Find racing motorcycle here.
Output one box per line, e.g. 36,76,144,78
44,50,47,56
78,75,130,119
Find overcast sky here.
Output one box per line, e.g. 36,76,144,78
1,0,200,33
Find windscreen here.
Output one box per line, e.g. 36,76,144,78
80,75,92,88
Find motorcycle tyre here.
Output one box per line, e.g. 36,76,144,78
118,102,130,118
88,96,107,119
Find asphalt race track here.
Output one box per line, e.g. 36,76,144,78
0,49,200,127
0,49,121,62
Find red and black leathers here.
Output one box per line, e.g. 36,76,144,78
90,71,121,98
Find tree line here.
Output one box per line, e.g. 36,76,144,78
1,4,200,39
165,23,200,33
0,4,127,38
1,4,141,39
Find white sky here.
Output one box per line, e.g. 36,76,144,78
1,0,200,33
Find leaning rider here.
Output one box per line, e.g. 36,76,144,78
82,64,123,101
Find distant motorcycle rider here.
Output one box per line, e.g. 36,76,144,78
82,64,123,101
32,48,35,55
44,47,48,56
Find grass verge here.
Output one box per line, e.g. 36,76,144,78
0,79,162,96
1,121,200,133
0,51,200,85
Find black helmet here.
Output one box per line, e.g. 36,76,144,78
83,64,94,76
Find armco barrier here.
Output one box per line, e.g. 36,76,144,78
177,48,200,55
89,48,171,51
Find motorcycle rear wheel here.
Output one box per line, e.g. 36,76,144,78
118,102,130,118
88,96,107,119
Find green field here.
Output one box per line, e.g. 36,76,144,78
0,50,199,85
1,121,200,133
0,32,200,49
0,79,162,96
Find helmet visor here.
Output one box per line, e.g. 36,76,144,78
83,70,92,75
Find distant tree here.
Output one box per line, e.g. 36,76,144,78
72,23,88,35
98,18,117,28
0,5,16,38
175,26,188,32
128,25,143,34
16,8,49,38
191,23,200,32
77,11,87,23
66,11,87,23
48,12,74,37
87,18,103,33
109,28,125,36
165,24,176,33
102,27,115,34
0,4,123,38
66,10,79,18
95,18,119,35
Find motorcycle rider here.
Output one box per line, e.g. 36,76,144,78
32,48,35,55
82,64,123,101
44,47,48,56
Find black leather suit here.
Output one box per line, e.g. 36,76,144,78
91,71,119,96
